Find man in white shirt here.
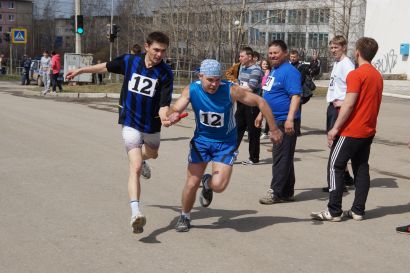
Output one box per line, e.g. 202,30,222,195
323,35,355,192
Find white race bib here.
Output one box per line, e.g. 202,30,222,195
199,110,224,128
262,76,275,91
128,73,157,97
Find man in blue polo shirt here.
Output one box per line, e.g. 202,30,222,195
66,31,174,234
257,40,302,204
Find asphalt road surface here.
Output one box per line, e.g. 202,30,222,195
0,88,409,273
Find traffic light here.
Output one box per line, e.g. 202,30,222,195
70,15,75,33
3,33,11,42
113,24,120,38
76,15,84,35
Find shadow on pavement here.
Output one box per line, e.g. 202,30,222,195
139,205,310,243
365,203,410,220
370,177,399,188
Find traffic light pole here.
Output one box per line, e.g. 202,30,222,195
9,43,12,75
109,0,114,80
75,0,82,54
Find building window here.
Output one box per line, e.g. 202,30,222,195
9,2,15,9
309,8,329,24
308,33,329,49
287,32,306,48
0,14,2,21
9,14,15,21
251,10,267,24
0,26,2,32
268,10,286,24
268,32,285,42
288,9,307,25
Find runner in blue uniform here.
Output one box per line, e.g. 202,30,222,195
66,32,174,234
166,59,283,232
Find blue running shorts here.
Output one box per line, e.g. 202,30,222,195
188,138,238,166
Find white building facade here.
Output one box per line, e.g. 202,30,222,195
365,0,410,78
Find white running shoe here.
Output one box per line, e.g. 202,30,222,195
130,212,146,234
260,133,269,140
310,210,342,222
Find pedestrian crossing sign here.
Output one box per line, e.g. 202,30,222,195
11,28,27,44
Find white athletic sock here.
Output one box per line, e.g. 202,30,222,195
181,211,190,219
130,200,140,216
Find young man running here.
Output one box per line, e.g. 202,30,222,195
66,32,174,234
166,59,283,232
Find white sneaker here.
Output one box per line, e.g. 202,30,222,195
141,160,151,179
260,133,269,140
310,210,342,222
343,210,363,221
130,212,146,233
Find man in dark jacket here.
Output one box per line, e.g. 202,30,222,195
21,55,31,85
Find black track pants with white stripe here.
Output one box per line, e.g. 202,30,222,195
327,135,374,216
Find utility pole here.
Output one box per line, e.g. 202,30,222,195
109,0,114,80
75,0,81,54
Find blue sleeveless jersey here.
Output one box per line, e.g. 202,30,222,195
189,80,237,143
106,54,173,133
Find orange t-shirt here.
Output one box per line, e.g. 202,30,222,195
340,64,383,138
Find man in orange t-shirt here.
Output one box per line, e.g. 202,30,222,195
311,37,383,222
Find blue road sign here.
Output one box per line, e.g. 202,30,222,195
11,28,27,44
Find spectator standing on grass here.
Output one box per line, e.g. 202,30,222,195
40,50,52,95
51,51,63,93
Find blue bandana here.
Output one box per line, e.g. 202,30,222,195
200,59,221,77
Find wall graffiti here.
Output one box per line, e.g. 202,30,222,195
373,49,398,74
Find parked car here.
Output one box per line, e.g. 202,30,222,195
30,59,64,87
29,59,43,86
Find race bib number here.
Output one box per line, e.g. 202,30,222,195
240,81,249,87
199,110,224,128
262,76,274,91
128,73,157,97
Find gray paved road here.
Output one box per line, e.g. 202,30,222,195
0,88,409,273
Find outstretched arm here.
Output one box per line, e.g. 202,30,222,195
66,62,108,80
161,85,191,127
231,85,282,144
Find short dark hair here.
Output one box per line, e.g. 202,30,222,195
240,46,253,56
268,40,288,52
252,51,261,60
146,31,169,46
289,49,299,56
51,51,57,55
43,50,49,54
356,37,379,62
130,43,142,55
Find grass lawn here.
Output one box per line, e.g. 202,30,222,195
0,75,20,81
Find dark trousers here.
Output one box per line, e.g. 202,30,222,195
326,103,352,184
269,119,300,198
327,135,374,216
52,73,62,91
236,102,261,162
21,72,30,85
326,103,339,132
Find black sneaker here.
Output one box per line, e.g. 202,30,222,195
175,215,191,232
322,186,348,193
344,172,355,187
396,224,410,234
199,174,213,207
